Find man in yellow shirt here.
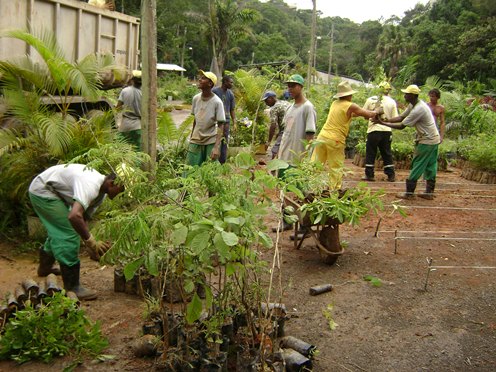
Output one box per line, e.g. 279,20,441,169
312,81,378,190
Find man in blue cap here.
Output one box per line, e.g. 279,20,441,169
261,90,290,159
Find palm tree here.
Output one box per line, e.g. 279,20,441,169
207,0,258,75
0,29,119,227
376,23,408,78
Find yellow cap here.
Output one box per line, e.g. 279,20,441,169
132,70,142,78
401,84,420,95
378,81,391,90
199,70,217,85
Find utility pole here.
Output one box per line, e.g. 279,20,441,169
313,36,321,84
141,0,158,171
327,23,334,85
180,27,187,77
306,0,317,90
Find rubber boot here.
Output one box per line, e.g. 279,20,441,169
418,180,436,200
362,166,375,181
385,169,396,182
397,179,417,199
37,248,61,276
60,263,97,300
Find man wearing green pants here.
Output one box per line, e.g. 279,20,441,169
29,164,124,300
187,70,226,167
374,84,440,199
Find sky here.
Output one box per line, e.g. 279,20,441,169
283,0,430,24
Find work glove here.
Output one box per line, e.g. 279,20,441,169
84,234,111,261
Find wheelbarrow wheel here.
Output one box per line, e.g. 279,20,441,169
319,224,342,266
323,253,339,265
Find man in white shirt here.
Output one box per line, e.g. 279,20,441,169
362,81,398,182
374,85,440,199
187,70,226,167
29,164,124,300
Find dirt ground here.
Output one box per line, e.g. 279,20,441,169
1,106,495,371
1,158,495,372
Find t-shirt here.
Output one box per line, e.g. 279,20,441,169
278,100,316,164
317,99,353,144
212,87,235,123
363,95,398,133
190,93,226,145
29,164,106,213
270,100,290,132
400,100,440,145
118,85,142,132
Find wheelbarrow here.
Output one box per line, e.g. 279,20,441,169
284,195,344,265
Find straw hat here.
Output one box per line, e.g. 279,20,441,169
334,81,357,98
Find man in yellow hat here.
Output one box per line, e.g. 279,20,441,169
361,81,399,182
311,81,378,190
187,70,226,167
374,84,441,199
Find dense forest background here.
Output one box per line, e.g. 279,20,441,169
115,0,495,89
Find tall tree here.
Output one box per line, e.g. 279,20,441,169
207,0,258,75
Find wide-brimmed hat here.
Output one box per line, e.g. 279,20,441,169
334,81,357,98
285,74,305,86
199,70,217,85
261,91,277,101
401,84,421,95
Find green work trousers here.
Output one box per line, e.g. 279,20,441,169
408,143,439,182
186,143,215,167
29,193,81,266
119,129,142,151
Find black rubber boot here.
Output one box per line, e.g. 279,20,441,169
37,248,61,276
60,263,97,300
418,180,436,200
385,169,396,182
397,179,417,199
363,166,375,181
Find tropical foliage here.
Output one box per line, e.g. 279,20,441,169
116,0,495,87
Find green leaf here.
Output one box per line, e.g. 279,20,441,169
267,159,289,171
363,275,382,287
287,184,305,199
124,257,144,281
225,262,238,276
164,189,180,201
234,152,256,168
184,279,195,294
225,216,241,225
221,231,239,246
171,224,188,245
258,231,273,248
213,232,230,262
190,231,210,253
147,251,159,276
186,293,203,324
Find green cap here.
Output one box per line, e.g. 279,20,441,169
285,74,304,86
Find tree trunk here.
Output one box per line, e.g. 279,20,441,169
141,0,158,172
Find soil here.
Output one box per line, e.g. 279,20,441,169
0,106,494,371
